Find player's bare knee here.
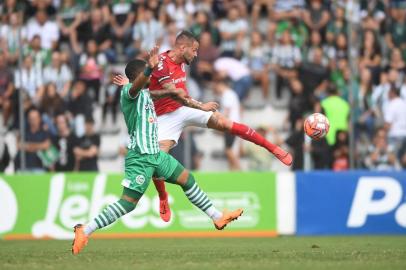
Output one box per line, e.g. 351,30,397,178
176,169,189,185
121,195,138,205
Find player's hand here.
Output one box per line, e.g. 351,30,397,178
113,74,129,86
201,101,219,112
147,45,160,69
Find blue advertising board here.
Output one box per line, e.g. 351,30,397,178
296,171,406,235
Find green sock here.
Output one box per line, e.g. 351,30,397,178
84,199,135,236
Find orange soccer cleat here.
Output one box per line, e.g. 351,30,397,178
213,209,244,230
272,146,293,166
72,224,89,255
159,194,171,222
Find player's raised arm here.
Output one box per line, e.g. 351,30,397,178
156,82,218,112
127,46,160,98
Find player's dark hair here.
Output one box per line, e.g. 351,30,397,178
125,59,146,81
175,30,198,45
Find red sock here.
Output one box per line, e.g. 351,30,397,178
153,178,167,200
230,122,277,152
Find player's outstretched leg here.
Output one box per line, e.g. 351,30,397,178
167,164,243,230
72,188,139,255
152,178,171,222
207,113,293,166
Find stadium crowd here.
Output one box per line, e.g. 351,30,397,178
0,0,406,172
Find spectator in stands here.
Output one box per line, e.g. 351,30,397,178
387,48,406,80
67,80,93,123
383,86,406,151
305,30,326,65
271,29,301,99
126,7,163,60
310,134,330,170
24,35,51,71
285,117,305,170
109,0,136,52
385,5,406,51
73,8,115,62
288,79,310,130
0,52,15,126
300,47,330,101
43,51,73,99
326,5,347,45
26,10,59,50
56,0,82,43
190,31,220,86
0,12,24,64
331,130,349,171
243,31,271,99
214,57,252,101
80,0,110,23
251,0,273,30
271,0,305,21
358,30,382,85
14,55,44,103
330,33,348,61
52,113,76,171
78,39,107,102
190,10,220,46
165,0,195,30
0,136,10,172
321,84,350,146
73,117,100,171
218,6,248,58
15,108,52,172
25,0,57,18
364,127,398,170
39,83,66,136
303,0,330,33
354,68,375,139
212,78,241,170
1,0,25,23
102,71,121,126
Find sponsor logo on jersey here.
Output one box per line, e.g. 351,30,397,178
144,102,154,110
181,63,185,72
136,175,145,185
172,77,187,84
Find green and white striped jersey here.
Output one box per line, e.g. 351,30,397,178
120,83,159,154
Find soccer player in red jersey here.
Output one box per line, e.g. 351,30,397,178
115,31,293,222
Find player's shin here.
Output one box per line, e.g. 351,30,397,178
181,173,223,221
83,189,139,236
230,122,276,152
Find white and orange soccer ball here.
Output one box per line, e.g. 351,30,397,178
304,113,330,140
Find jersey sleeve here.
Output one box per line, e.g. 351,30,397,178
121,84,138,102
151,58,172,86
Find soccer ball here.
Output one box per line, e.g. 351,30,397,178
304,113,330,140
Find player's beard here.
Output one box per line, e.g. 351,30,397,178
183,54,192,65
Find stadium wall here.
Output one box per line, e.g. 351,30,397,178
1,171,405,240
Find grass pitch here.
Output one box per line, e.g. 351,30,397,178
1,236,405,270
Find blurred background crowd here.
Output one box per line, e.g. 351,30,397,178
0,0,406,173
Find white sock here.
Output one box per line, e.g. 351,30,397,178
205,206,223,221
83,221,98,236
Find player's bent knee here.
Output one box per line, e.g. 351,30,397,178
176,169,189,186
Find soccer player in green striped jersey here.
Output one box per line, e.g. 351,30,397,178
72,47,243,255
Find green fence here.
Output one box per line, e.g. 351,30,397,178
0,173,277,239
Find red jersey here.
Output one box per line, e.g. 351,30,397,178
149,51,188,116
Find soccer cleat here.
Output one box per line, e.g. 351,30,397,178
214,208,244,230
272,146,293,166
159,194,171,222
72,224,88,255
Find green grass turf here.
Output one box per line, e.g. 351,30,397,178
1,236,405,270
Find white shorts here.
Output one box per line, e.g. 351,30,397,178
157,106,213,145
